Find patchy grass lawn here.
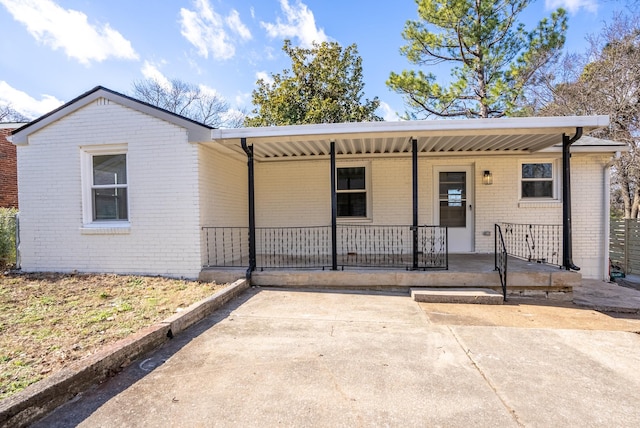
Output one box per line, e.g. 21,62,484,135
0,272,226,400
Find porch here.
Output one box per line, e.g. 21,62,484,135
200,223,579,300
200,253,579,300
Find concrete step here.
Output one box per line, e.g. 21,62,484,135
411,288,504,305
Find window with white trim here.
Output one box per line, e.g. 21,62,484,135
520,161,556,199
92,154,128,220
336,166,368,217
81,144,129,226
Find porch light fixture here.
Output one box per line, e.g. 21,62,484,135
483,170,493,185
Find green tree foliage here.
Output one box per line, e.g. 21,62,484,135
536,15,640,218
387,0,567,118
246,40,381,126
0,208,18,269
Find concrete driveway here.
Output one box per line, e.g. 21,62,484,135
36,288,640,427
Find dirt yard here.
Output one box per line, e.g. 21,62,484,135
0,272,226,400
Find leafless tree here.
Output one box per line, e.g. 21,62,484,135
0,104,29,122
131,78,244,128
531,13,640,218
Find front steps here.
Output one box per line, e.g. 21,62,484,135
200,268,577,302
411,288,504,304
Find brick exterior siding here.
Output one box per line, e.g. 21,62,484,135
16,100,202,278
0,125,20,208
254,153,612,279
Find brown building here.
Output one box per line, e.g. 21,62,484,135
1,123,25,208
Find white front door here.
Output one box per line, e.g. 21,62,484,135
434,166,474,253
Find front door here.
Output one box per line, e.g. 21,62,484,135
434,166,474,252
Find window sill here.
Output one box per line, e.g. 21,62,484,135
518,200,561,208
80,223,131,235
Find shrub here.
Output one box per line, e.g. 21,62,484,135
0,208,18,269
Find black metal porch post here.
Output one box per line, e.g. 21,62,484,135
241,138,256,279
562,128,582,271
412,138,419,270
330,141,337,270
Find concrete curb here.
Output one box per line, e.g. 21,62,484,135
0,278,249,428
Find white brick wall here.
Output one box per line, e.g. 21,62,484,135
255,160,330,227
570,153,610,279
251,153,611,279
17,99,202,278
17,101,611,281
198,145,248,266
199,145,247,227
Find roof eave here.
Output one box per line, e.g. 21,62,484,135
10,86,213,145
211,115,610,145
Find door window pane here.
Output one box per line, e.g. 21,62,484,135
439,201,466,227
439,172,466,228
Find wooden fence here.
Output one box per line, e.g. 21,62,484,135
610,219,640,275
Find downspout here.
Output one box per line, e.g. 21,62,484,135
241,138,256,280
562,127,582,271
330,142,337,270
412,138,418,270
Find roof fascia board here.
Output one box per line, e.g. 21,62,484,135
541,145,630,153
211,115,610,144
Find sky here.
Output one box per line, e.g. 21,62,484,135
0,0,632,124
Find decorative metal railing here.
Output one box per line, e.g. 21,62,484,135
494,224,508,301
257,226,332,268
337,225,447,269
202,227,250,267
501,222,562,267
202,225,448,270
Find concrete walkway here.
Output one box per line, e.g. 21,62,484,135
574,278,640,313
35,284,640,427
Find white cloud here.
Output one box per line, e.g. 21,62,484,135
377,101,400,122
0,0,138,65
0,81,63,118
256,71,275,86
545,0,598,14
220,108,246,128
226,10,252,41
198,84,221,98
260,0,328,47
179,0,251,60
141,61,172,90
235,92,251,107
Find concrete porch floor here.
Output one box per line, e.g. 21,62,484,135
200,254,580,300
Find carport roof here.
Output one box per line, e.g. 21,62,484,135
210,115,612,160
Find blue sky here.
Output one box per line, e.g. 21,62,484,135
0,0,630,123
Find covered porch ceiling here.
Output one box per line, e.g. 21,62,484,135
208,115,610,160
